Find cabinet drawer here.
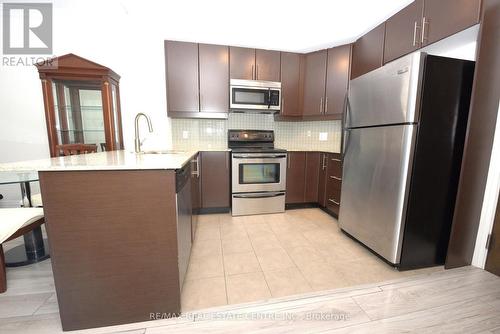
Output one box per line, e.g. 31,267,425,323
327,175,342,191
326,187,341,216
328,154,342,177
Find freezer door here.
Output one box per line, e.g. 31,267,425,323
347,53,424,128
339,124,416,264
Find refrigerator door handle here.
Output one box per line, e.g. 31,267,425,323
342,129,351,161
342,91,352,161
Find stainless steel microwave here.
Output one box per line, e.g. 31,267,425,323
229,79,281,112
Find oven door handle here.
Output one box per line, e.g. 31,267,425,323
232,154,287,159
233,192,285,199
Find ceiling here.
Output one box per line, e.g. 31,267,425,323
114,0,413,53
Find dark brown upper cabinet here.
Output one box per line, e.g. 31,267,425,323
165,41,200,115
304,152,320,203
422,0,481,46
286,152,306,204
36,54,123,157
325,45,351,118
279,52,303,117
165,41,229,119
200,151,230,209
384,0,481,64
255,49,281,81
351,23,386,79
199,44,229,113
302,50,327,116
301,46,349,120
229,46,255,80
384,0,424,64
230,47,281,81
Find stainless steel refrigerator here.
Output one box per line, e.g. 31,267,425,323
339,52,475,269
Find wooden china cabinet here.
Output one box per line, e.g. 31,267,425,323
36,54,124,157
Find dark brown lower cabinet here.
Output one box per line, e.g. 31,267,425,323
324,153,343,216
191,153,201,241
285,151,342,216
318,153,329,207
304,152,320,202
286,152,306,204
200,151,230,210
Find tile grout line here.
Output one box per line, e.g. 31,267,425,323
218,214,229,308
245,216,273,299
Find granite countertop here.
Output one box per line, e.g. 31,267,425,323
276,148,341,153
0,150,198,173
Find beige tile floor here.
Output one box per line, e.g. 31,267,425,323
181,208,443,311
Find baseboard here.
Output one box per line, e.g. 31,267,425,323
285,202,319,210
319,206,338,219
198,207,231,214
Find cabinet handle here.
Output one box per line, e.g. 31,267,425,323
319,97,323,114
328,199,340,205
322,154,327,170
421,17,428,45
412,21,420,46
331,158,341,162
330,176,342,181
324,97,328,114
197,156,200,178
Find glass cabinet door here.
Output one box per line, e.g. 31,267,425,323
51,80,106,151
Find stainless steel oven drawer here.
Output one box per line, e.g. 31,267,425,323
232,192,285,216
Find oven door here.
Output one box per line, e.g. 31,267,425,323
230,85,281,111
232,153,287,193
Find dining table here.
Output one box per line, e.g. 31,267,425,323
0,171,50,267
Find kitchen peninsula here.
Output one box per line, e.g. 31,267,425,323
0,150,197,331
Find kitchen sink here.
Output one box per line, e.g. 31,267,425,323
137,150,187,155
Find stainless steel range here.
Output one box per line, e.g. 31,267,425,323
229,130,287,216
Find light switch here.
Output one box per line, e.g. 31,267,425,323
182,131,189,139
319,132,328,141
307,130,312,137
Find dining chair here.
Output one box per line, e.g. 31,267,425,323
55,143,98,157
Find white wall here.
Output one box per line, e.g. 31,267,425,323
472,102,500,268
0,0,172,205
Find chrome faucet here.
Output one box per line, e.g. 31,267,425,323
134,113,153,153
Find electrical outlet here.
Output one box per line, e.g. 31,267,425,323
307,130,312,137
319,132,328,141
182,131,189,139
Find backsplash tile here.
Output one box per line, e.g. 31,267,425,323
171,113,342,152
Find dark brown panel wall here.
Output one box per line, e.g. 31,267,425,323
446,0,500,268
39,170,180,331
